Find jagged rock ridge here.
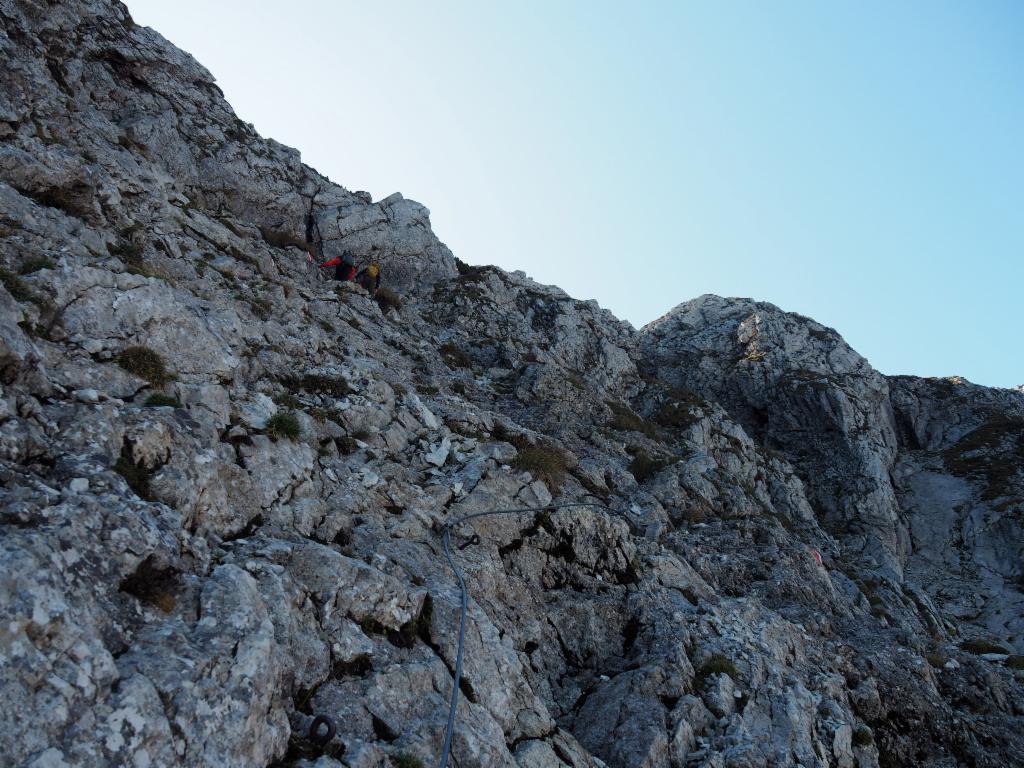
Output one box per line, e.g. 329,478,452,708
1,2,1022,767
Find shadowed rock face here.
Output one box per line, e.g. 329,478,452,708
1,3,1022,768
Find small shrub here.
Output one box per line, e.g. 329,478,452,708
534,508,556,534
511,441,568,490
336,436,359,454
18,256,55,274
1007,655,1024,670
0,268,40,303
654,399,700,430
245,294,273,320
629,451,669,482
941,415,1024,502
29,184,94,220
286,373,351,398
145,394,181,408
375,286,402,313
273,392,302,409
694,654,737,689
439,342,473,369
960,638,1010,655
108,239,150,276
118,346,170,385
925,652,947,669
681,506,706,524
393,754,426,768
265,411,301,441
607,401,658,439
852,726,874,747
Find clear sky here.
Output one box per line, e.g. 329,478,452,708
125,1,1023,388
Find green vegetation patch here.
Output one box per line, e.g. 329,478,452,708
375,286,402,313
629,450,670,482
393,754,426,768
144,394,181,408
108,239,158,277
852,726,874,747
694,654,737,690
118,346,170,385
511,438,569,490
439,342,473,370
18,256,55,275
960,638,1010,655
925,651,947,669
265,411,301,441
607,400,658,438
639,385,705,432
942,414,1024,502
243,293,273,320
285,373,351,398
0,267,41,303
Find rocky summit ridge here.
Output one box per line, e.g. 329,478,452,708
1,2,1023,767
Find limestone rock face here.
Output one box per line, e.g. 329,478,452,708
640,295,905,576
2,3,1023,768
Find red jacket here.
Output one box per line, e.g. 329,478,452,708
321,257,356,281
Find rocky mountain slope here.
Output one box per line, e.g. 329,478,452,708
1,2,1022,767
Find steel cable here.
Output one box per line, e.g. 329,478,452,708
436,501,641,768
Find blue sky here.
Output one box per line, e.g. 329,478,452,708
126,1,1023,388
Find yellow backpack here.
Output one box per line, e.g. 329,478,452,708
366,263,380,279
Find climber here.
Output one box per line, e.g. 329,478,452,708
355,262,381,296
320,250,356,282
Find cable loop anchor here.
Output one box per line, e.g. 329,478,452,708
309,714,336,748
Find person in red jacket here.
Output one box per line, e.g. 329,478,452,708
320,251,356,281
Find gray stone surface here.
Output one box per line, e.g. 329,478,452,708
1,2,1023,767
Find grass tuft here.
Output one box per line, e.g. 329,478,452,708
144,394,181,408
629,450,669,482
265,411,301,441
925,652,947,669
108,239,152,276
375,286,402,313
393,754,426,768
285,373,351,398
607,401,658,438
0,268,41,303
960,638,1010,655
117,346,170,385
852,726,874,747
439,342,473,369
694,654,737,690
18,256,55,275
511,438,568,490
